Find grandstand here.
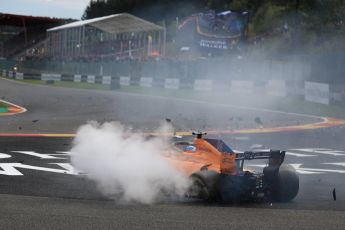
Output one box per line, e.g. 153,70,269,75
46,13,166,61
0,13,69,59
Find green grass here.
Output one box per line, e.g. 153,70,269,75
3,76,345,119
0,101,8,113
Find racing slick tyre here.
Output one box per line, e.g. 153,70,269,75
265,165,299,202
187,170,220,201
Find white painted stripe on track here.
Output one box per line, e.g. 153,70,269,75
286,151,317,157
290,148,345,156
323,162,345,167
247,163,345,174
0,99,27,114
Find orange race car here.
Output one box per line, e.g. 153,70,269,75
165,132,299,203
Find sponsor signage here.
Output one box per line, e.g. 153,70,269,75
119,76,130,86
194,79,213,91
41,73,61,81
87,75,95,84
266,80,286,97
165,78,180,89
231,81,254,94
15,72,24,80
305,82,329,104
102,76,111,85
140,77,153,88
199,40,228,49
74,74,81,82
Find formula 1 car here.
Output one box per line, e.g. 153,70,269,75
166,132,299,203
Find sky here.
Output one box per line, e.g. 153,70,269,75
1,0,91,19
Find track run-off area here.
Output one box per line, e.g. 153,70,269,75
1,77,345,229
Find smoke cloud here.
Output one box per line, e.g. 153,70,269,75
70,121,190,204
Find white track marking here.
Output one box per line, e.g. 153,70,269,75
55,151,71,155
50,163,80,174
290,148,345,156
247,163,345,174
0,99,27,114
290,164,326,174
323,162,345,167
286,151,317,157
0,163,78,176
0,153,12,159
291,164,345,174
233,136,250,140
12,151,67,159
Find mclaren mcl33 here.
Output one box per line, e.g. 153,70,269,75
166,132,299,203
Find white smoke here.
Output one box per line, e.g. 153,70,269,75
70,121,190,204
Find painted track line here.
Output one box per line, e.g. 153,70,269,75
0,117,344,137
0,99,27,116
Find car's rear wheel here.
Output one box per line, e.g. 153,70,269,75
265,164,299,202
186,170,220,201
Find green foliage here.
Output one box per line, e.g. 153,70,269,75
82,0,345,54
82,0,209,21
252,2,285,33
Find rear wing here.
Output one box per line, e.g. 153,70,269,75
235,150,286,170
235,149,286,161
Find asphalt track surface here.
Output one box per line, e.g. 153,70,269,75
0,77,320,133
1,77,345,229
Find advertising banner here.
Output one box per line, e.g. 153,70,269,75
305,82,329,104
194,79,213,91
165,78,180,89
266,80,286,97
140,77,153,88
231,80,254,94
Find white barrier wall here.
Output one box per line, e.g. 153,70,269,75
8,71,14,78
305,82,329,105
231,81,254,94
119,76,130,86
266,80,286,97
164,78,180,89
194,79,213,91
102,76,112,85
87,75,95,84
140,77,153,87
41,73,61,81
74,75,81,82
15,72,23,80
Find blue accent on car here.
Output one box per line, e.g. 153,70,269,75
204,138,234,153
184,145,196,152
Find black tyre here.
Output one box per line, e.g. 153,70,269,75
265,164,299,202
187,170,220,201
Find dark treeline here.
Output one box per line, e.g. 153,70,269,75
83,0,205,21
83,0,345,33
82,0,345,54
